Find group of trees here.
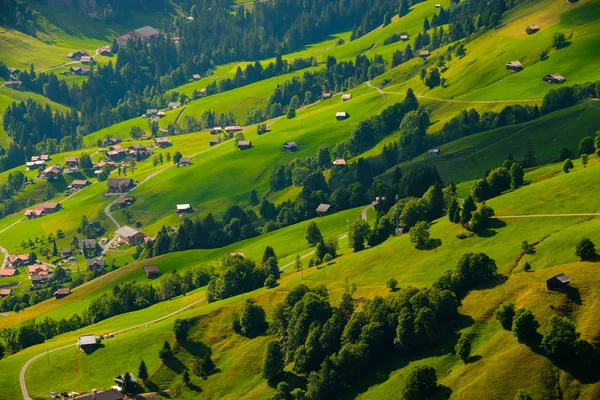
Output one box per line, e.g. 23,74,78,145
207,251,280,302
470,159,524,202
261,249,497,398
495,302,580,361
0,0,36,35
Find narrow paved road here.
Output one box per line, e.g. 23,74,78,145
365,81,542,103
19,296,207,400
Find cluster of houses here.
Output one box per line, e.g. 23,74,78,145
66,50,89,60
102,143,153,162
24,201,61,219
116,25,159,47
4,80,23,90
28,263,53,285
143,109,166,119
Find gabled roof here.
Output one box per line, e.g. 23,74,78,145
333,159,346,165
144,265,159,274
134,26,159,38
77,335,98,346
316,203,331,213
554,273,570,284
0,268,17,276
154,137,171,143
54,288,71,295
341,94,352,100
238,140,251,146
177,204,192,210
116,225,142,238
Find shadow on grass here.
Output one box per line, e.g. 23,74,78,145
280,370,307,391
565,285,582,305
179,338,212,358
186,382,203,392
471,274,509,292
432,384,453,399
466,354,482,364
164,355,187,374
82,343,105,355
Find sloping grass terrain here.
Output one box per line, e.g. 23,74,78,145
8,156,600,400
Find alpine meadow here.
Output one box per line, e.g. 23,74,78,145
0,0,600,399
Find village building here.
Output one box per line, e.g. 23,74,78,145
28,264,52,284
107,178,135,193
429,148,440,157
527,25,540,34
75,389,123,400
434,3,441,7
154,137,171,148
72,179,90,189
0,268,17,277
128,144,149,160
8,67,20,76
341,94,352,101
333,159,346,166
8,254,30,267
543,74,566,84
116,225,146,245
117,196,135,207
400,34,409,41
80,56,94,64
98,46,112,56
192,74,201,80
107,145,127,161
70,66,90,75
321,93,332,99
54,288,71,299
61,248,73,258
237,140,252,150
26,160,46,170
37,202,60,214
24,208,44,219
179,158,191,166
5,80,23,89
168,101,181,109
282,141,298,151
40,165,62,180
209,127,223,134
144,265,160,278
225,125,243,133
229,252,245,258
145,109,158,118
77,335,99,350
87,259,106,270
177,204,193,213
419,50,430,58
0,289,12,297
64,157,79,167
67,50,88,59
506,61,523,71
336,112,349,120
79,239,97,253
210,137,219,146
132,25,159,40
103,136,122,146
157,111,166,118
316,203,332,215
95,161,116,171
546,273,570,292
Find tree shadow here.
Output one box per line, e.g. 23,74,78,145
179,338,212,358
565,286,582,305
186,382,203,392
432,384,453,399
466,354,482,364
553,340,600,384
144,380,160,392
488,219,507,229
470,275,509,292
164,356,187,373
422,238,442,250
82,343,105,355
280,370,307,391
554,41,572,50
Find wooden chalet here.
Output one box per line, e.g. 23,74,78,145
87,259,106,270
179,158,191,166
144,265,160,278
0,289,12,297
209,127,223,134
5,80,23,89
54,288,71,299
210,137,220,146
282,141,298,151
80,56,94,64
237,140,252,150
79,239,97,253
41,165,62,180
543,74,566,84
168,101,182,109
98,47,112,56
333,159,346,166
71,179,89,189
321,93,332,99
419,50,430,58
145,109,158,118
64,157,79,167
316,203,332,215
225,125,243,133
117,196,135,207
546,273,570,292
131,26,159,40
527,25,540,34
154,137,171,148
506,61,523,71
177,204,193,213
116,225,146,245
8,254,30,267
341,94,352,101
77,335,99,350
61,248,73,258
107,178,135,193
70,66,90,75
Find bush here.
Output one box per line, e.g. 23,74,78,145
562,158,574,173
262,340,284,384
265,275,277,288
455,335,471,362
494,303,515,330
386,278,398,291
233,299,268,338
409,221,430,249
541,315,578,360
523,261,532,272
512,308,539,343
575,237,596,260
402,365,438,400
172,318,194,341
323,253,333,264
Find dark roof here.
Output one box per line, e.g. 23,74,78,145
107,178,133,188
144,265,159,274
79,239,96,249
134,26,159,38
553,273,570,284
54,288,71,295
87,259,106,267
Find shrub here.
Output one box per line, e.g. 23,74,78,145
575,237,596,260
386,278,398,291
494,303,515,330
401,365,438,400
455,336,471,362
172,318,194,341
562,158,574,173
233,299,268,338
512,308,539,343
541,315,578,360
265,275,277,288
262,340,284,384
409,221,430,249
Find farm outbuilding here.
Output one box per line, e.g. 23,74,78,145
336,112,349,120
333,159,346,166
154,137,172,148
177,204,193,213
506,61,523,71
341,94,352,101
210,137,219,146
316,203,332,215
546,273,570,292
107,178,134,193
237,140,252,150
419,50,430,58
527,25,540,34
144,265,160,278
282,141,298,151
54,288,71,299
77,335,99,350
543,74,566,84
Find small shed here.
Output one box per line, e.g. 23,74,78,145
527,25,540,34
282,141,297,151
400,34,409,41
237,140,252,150
506,61,523,72
209,127,222,134
321,93,332,99
210,137,219,146
333,159,346,166
316,203,332,215
546,273,570,292
72,179,89,188
54,288,71,299
168,102,181,109
543,74,566,84
177,204,193,213
229,252,245,258
0,289,12,297
341,94,352,101
192,74,201,80
145,109,158,118
336,112,349,120
80,56,93,64
179,158,191,166
225,125,243,133
77,335,99,350
419,50,430,58
144,265,160,278
428,148,440,157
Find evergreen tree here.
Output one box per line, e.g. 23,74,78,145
305,222,323,246
138,360,149,382
262,340,284,385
